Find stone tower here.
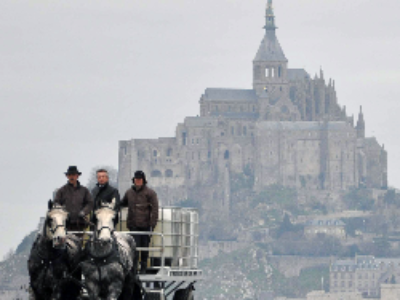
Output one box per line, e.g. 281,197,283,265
253,0,288,97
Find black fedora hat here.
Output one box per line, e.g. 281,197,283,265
65,166,82,175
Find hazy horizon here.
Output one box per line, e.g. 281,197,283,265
1,0,399,259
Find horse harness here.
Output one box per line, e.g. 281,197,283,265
30,237,72,297
83,234,129,284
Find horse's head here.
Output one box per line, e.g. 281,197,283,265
94,198,117,242
46,200,69,249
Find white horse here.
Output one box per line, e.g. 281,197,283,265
81,198,141,300
28,201,82,300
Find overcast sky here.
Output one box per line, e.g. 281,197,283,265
0,0,399,259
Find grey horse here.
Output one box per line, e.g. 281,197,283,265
81,198,141,299
28,200,82,300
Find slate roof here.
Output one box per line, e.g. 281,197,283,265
331,256,379,270
184,117,218,127
202,88,257,102
306,219,346,227
254,31,287,62
287,69,310,81
211,112,259,119
257,121,349,131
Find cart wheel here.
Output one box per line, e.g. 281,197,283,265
173,288,193,300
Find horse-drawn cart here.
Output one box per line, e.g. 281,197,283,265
30,205,202,300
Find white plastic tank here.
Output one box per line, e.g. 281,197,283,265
150,207,199,269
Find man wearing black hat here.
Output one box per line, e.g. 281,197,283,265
121,170,159,274
54,166,93,232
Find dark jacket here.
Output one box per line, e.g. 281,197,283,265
54,181,93,226
91,182,120,212
121,185,159,229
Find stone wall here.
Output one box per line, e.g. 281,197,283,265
268,256,330,278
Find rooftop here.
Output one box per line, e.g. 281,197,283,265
254,31,287,62
257,121,349,131
202,88,257,102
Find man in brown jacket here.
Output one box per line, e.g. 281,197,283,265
54,166,93,232
121,170,159,274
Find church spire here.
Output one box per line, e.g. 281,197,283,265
356,106,365,138
264,0,277,32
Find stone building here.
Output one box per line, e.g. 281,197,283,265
330,256,381,297
304,219,346,240
118,1,387,208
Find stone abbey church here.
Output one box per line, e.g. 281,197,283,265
118,1,387,208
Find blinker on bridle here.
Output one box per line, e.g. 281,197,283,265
48,207,69,235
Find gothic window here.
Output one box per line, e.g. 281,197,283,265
192,139,194,145
272,68,275,77
243,126,247,136
165,169,173,177
167,148,173,157
196,138,199,144
151,170,162,177
265,68,269,78
278,66,282,77
198,152,201,159
182,132,187,145
253,106,255,112
231,126,234,135
208,151,211,159
228,106,231,112
224,150,230,160
153,150,158,157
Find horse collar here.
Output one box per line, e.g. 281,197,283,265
86,238,119,267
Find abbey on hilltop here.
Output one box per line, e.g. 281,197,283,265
118,1,387,208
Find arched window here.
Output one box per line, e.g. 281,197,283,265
165,169,173,177
151,170,162,177
243,126,247,136
182,132,187,145
224,150,230,160
278,66,282,77
153,150,158,157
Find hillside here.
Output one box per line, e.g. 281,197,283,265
0,230,35,299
